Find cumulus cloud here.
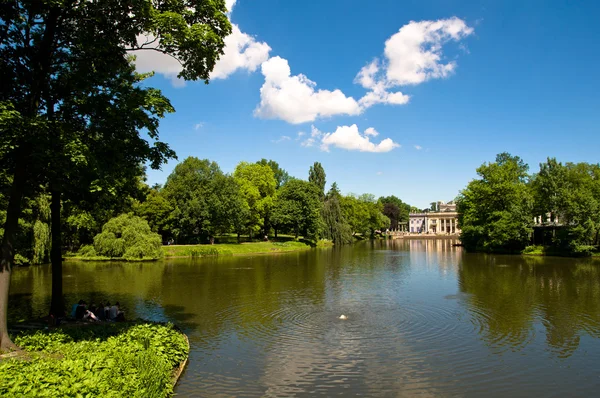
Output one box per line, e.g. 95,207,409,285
364,127,379,137
226,0,237,13
414,145,422,150
211,24,271,79
377,171,384,175
302,125,399,153
355,17,473,104
133,23,270,85
255,57,362,124
194,122,204,130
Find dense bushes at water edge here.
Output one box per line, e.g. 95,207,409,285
0,323,188,397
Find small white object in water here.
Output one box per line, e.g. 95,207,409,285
339,315,347,320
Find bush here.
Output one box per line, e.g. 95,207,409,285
0,323,188,398
93,214,163,260
77,244,97,257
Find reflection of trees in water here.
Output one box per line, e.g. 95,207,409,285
458,254,600,357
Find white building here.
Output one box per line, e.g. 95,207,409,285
409,201,461,234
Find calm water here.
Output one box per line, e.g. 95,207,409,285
8,239,600,397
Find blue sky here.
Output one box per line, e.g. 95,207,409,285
136,0,600,209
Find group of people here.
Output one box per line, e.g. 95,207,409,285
71,300,125,322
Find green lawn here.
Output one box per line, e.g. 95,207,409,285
162,240,312,258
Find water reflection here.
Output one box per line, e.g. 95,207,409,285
458,254,600,357
8,240,600,397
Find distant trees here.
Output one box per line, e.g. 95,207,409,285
234,162,277,239
322,184,353,244
379,195,411,230
309,162,326,199
340,194,390,237
271,180,322,239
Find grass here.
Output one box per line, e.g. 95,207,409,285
162,240,312,258
0,322,188,398
522,245,600,258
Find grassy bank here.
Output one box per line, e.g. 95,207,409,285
0,322,188,397
522,245,600,258
163,240,312,257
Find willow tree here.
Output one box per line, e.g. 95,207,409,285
0,0,231,351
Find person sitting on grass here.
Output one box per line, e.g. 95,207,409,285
105,302,111,320
95,302,106,321
75,300,87,320
70,300,81,319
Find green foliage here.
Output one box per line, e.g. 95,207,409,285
162,245,233,258
322,183,353,244
308,162,326,199
530,158,600,254
32,220,50,265
0,323,188,397
379,195,411,230
93,214,162,260
340,193,389,236
162,157,246,243
458,153,534,253
234,161,276,236
256,159,291,189
271,179,323,239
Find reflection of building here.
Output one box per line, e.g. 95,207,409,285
409,201,461,234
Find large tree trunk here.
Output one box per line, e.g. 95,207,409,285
49,189,64,318
0,160,27,352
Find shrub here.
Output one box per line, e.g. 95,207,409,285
0,323,188,398
93,214,163,260
77,244,97,257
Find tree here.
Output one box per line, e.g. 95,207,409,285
256,159,291,189
233,162,276,239
530,159,600,253
457,153,534,253
322,183,353,244
309,162,326,199
0,0,231,350
87,214,162,260
379,195,411,230
135,188,174,241
163,157,242,244
271,179,322,239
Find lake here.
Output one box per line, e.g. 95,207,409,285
9,239,600,397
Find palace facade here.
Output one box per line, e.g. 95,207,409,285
409,201,461,234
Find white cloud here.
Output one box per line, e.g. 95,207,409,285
377,171,383,175
355,17,473,104
211,24,271,79
302,124,399,153
414,145,422,150
364,127,379,137
226,0,237,13
254,56,362,124
384,17,473,85
272,135,291,143
132,35,185,86
194,122,204,130
132,23,270,85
